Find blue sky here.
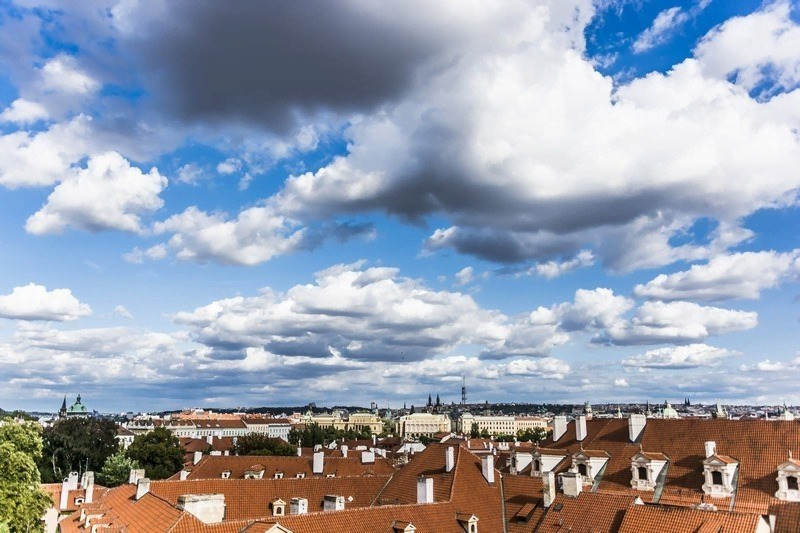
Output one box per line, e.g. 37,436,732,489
1,0,799,412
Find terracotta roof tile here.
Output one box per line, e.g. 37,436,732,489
618,504,762,533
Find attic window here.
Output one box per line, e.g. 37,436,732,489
74,497,85,505
789,476,799,491
221,470,231,479
637,466,648,480
533,459,540,472
274,472,284,479
577,464,588,477
296,472,306,479
711,471,723,486
326,473,335,478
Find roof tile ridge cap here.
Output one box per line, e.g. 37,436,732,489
165,510,194,533
448,445,464,502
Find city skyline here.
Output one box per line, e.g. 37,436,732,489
1,0,800,411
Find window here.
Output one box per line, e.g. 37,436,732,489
637,466,648,481
577,464,587,477
296,472,306,479
711,471,723,486
274,472,284,479
533,460,540,472
788,476,799,491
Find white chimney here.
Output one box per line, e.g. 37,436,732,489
553,416,567,442
128,468,145,485
297,446,302,457
193,451,203,465
290,497,308,515
628,414,646,442
180,470,189,480
481,455,495,484
417,476,434,504
561,472,582,497
576,415,587,442
341,445,348,458
177,494,225,524
372,434,377,446
361,451,375,464
705,441,717,458
136,478,151,500
206,435,214,445
542,471,556,508
445,446,455,473
82,472,94,504
313,451,325,474
323,494,345,511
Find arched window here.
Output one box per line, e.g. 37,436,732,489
533,459,541,472
578,463,587,477
637,466,648,481
711,471,723,486
788,476,799,491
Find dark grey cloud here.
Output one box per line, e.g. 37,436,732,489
123,1,449,132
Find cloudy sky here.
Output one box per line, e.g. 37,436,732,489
1,0,799,412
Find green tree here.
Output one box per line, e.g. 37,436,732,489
125,427,184,479
0,418,52,533
233,433,296,456
470,423,479,438
97,450,141,487
40,417,119,483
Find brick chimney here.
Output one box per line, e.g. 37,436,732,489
553,416,567,442
576,415,587,442
313,451,324,475
136,478,151,500
417,476,434,504
561,472,582,498
628,414,646,442
445,446,455,473
481,455,495,484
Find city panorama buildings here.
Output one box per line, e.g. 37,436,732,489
53,415,800,532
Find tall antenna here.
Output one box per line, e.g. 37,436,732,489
461,374,467,405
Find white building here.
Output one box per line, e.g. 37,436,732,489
396,413,451,438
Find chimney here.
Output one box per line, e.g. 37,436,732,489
59,477,72,510
628,414,646,442
445,446,455,473
561,472,582,497
417,476,434,504
323,494,345,511
372,434,377,446
180,470,189,481
206,435,214,445
576,415,587,442
705,441,717,458
297,446,302,457
290,497,308,515
177,494,225,524
341,445,348,458
542,471,556,508
136,478,151,500
128,468,145,485
553,416,567,442
82,472,94,504
193,451,203,465
481,455,495,484
361,450,375,464
313,451,325,474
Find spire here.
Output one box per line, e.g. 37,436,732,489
61,396,67,410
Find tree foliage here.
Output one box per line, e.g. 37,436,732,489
98,450,141,487
0,418,51,533
125,427,184,480
516,427,548,443
287,423,373,447
232,433,296,456
39,417,119,483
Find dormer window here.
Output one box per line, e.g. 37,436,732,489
702,450,738,498
577,464,587,477
637,466,648,480
221,470,231,479
570,450,609,485
74,497,85,506
296,472,305,479
775,456,800,501
630,451,668,492
274,471,284,479
271,498,286,517
533,459,540,473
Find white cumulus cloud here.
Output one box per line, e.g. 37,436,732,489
623,343,735,369
0,283,91,322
